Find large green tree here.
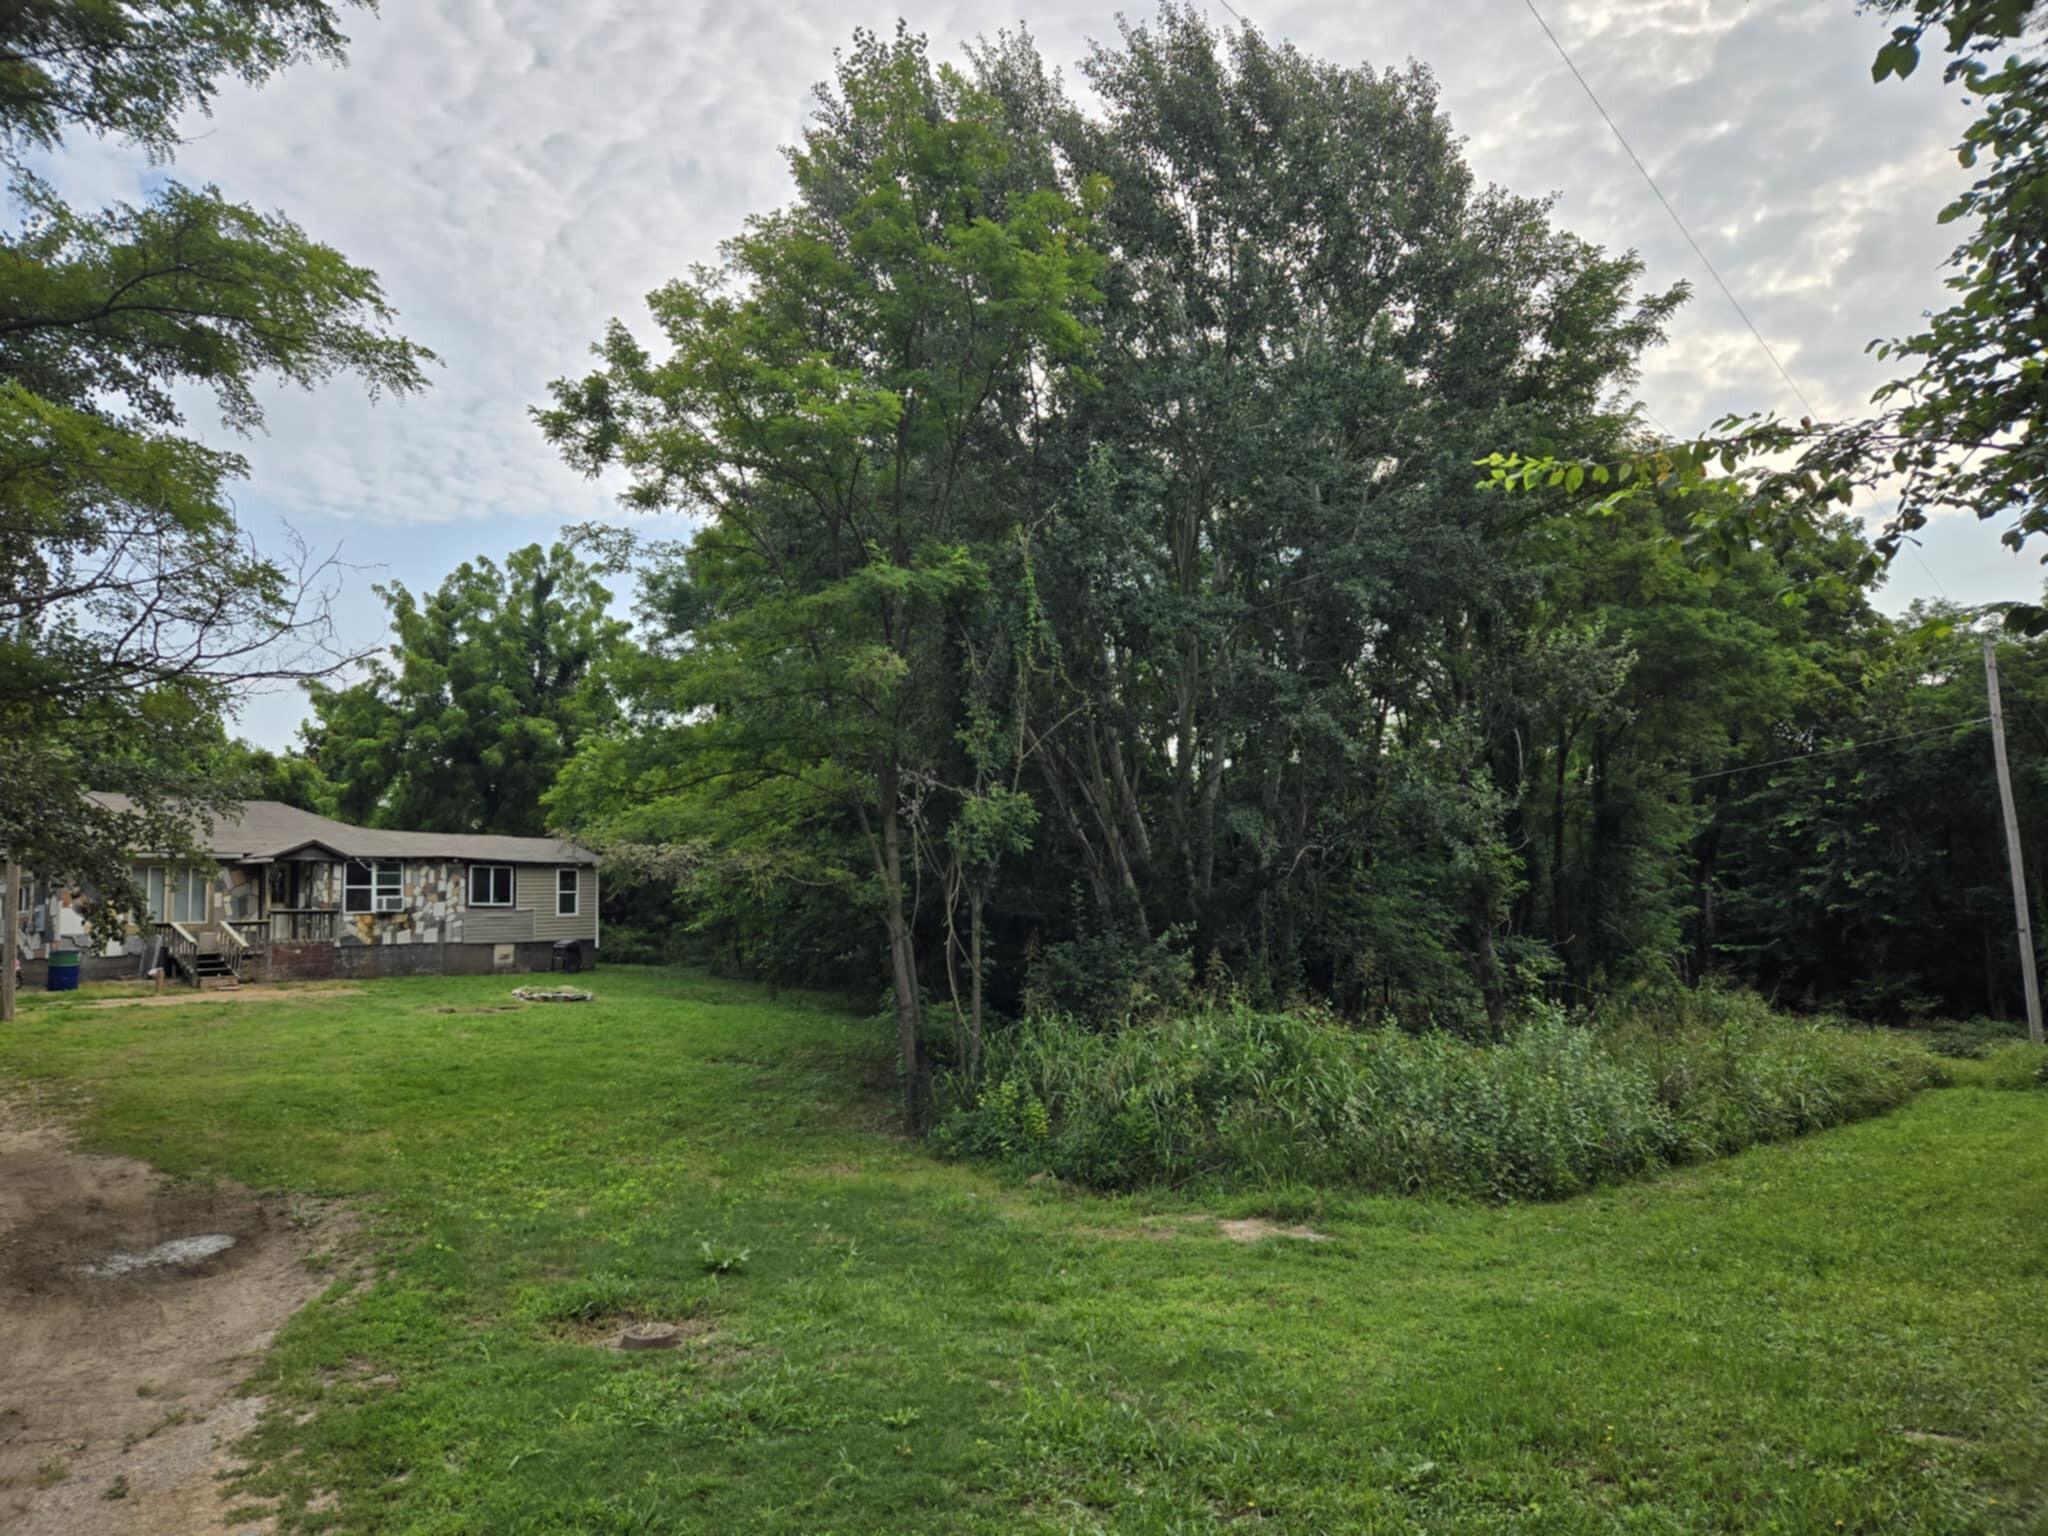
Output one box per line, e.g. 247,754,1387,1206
306,540,628,835
542,28,1102,1125
994,11,1681,1028
0,0,429,959
549,15,2033,1046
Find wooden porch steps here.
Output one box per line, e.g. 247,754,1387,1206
182,948,240,989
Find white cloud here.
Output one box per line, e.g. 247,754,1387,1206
23,0,2020,746
41,0,1981,517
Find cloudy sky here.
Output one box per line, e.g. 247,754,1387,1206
34,0,2042,747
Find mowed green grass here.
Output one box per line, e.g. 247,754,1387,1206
3,969,2045,1535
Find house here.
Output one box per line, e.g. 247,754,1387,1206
15,796,600,986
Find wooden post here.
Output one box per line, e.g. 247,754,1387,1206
1984,639,2045,1044
2,858,18,1024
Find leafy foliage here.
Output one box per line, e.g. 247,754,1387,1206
545,13,2048,1060
0,0,360,157
541,26,1105,1124
306,541,627,835
0,0,427,943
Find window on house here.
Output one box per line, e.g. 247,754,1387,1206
556,867,580,917
344,859,403,914
468,864,514,907
143,866,210,924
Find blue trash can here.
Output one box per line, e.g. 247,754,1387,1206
46,948,81,992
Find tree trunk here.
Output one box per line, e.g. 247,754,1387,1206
2,858,17,1024
873,761,925,1133
1551,725,1570,958
967,884,986,1083
1692,827,1719,983
1473,910,1508,1038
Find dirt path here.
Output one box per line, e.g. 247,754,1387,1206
69,985,363,1010
0,1106,350,1535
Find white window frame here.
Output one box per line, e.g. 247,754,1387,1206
345,859,404,914
467,863,515,907
555,866,580,918
143,865,210,924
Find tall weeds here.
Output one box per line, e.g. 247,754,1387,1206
934,994,1944,1199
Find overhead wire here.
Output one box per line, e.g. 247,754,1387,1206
1518,0,1818,421
1517,0,1988,616
1694,645,2048,783
1685,716,1994,784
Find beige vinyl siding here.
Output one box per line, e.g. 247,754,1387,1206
516,863,597,943
462,908,535,943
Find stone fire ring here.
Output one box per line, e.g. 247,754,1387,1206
616,1323,681,1351
511,987,594,1003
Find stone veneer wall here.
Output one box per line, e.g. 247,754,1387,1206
338,860,463,947
220,864,261,921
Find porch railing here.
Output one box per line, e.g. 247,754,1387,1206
226,918,269,953
268,907,340,944
158,921,199,984
218,920,251,981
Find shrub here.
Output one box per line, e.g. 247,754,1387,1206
934,995,1942,1201
1964,1041,2048,1090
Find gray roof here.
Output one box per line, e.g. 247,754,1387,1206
90,794,595,865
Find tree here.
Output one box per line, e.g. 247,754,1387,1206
0,1,430,980
306,541,628,835
224,740,337,815
1001,10,1681,1028
541,27,1103,1127
1709,606,2048,1018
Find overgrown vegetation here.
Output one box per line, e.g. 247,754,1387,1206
533,6,2048,1124
938,992,1949,1197
3,970,2045,1533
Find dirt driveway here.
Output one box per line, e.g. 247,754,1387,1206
0,1104,349,1535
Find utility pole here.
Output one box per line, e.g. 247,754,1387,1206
2,858,16,1024
1984,638,2044,1044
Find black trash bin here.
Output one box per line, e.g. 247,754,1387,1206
551,938,591,974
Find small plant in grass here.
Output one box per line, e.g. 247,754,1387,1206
698,1240,751,1276
102,1474,128,1500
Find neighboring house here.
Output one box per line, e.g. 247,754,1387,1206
17,796,599,986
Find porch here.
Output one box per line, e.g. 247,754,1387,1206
152,853,343,986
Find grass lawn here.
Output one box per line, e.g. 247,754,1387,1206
2,967,2045,1534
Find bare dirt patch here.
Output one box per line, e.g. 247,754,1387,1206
1217,1218,1330,1243
1899,1428,1973,1447
555,1315,719,1351
0,1108,351,1535
1074,1215,1331,1244
73,985,362,1011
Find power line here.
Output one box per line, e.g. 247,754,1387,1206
1519,0,1818,421
1687,716,1992,784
